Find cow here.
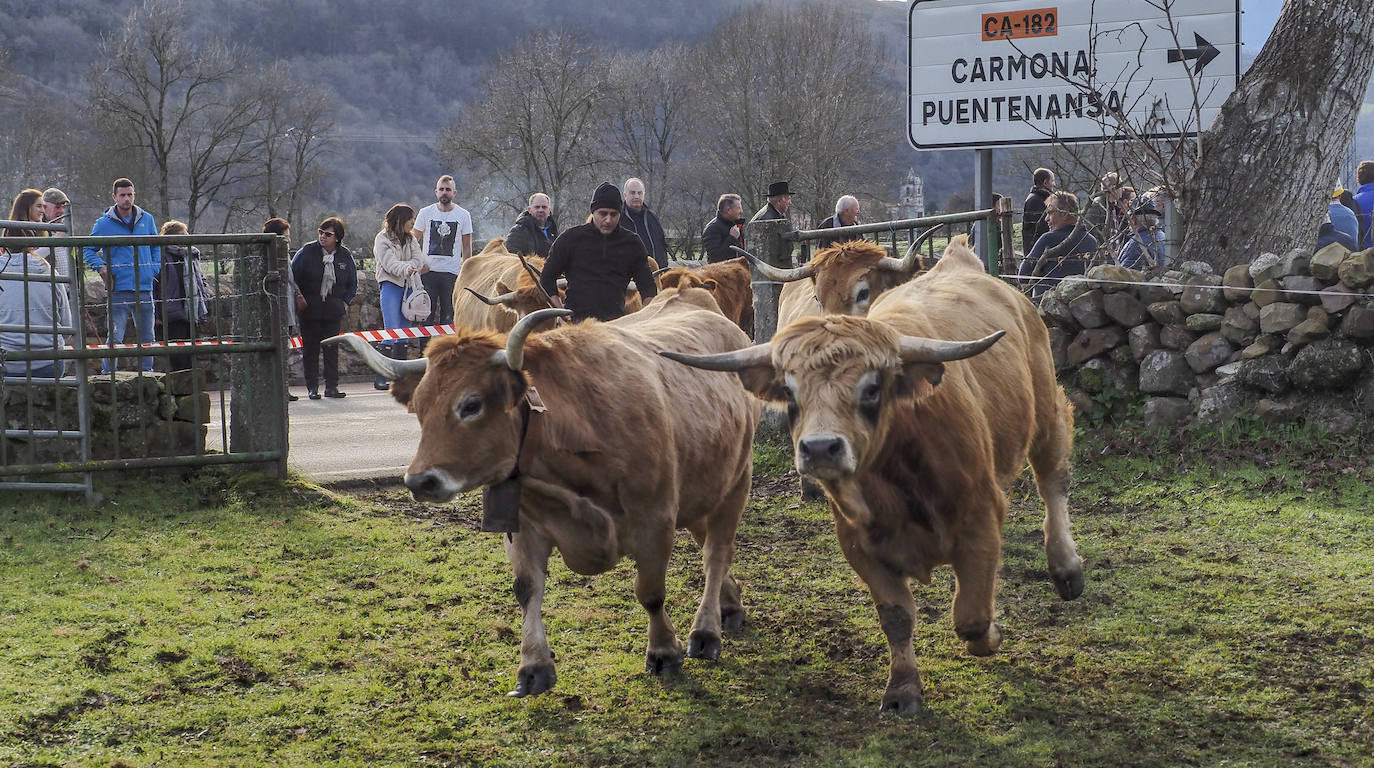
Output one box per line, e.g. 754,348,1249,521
660,236,1084,714
745,237,928,317
330,286,759,698
466,252,660,321
655,256,754,335
451,238,531,332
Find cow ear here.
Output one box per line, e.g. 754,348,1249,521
390,374,424,410
736,363,780,401
897,362,944,400
503,369,529,408
495,279,513,293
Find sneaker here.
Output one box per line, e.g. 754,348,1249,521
324,389,346,398
373,377,390,391
288,393,300,402
308,390,322,400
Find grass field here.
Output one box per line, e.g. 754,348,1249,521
2,430,1372,767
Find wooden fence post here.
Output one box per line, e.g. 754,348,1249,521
745,218,794,343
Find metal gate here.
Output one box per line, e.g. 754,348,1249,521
1,225,290,502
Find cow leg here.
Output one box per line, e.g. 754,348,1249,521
504,530,558,697
1029,399,1085,600
836,525,923,715
949,504,1004,659
635,535,684,677
685,485,747,660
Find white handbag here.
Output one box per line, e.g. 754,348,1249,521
401,271,432,323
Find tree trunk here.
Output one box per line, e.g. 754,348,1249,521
1179,0,1374,270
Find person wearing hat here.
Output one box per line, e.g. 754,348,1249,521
752,180,793,222
539,181,657,323
1329,187,1360,247
1116,201,1167,270
40,188,72,280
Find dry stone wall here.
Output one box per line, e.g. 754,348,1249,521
1038,242,1374,432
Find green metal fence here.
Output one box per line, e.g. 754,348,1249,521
0,229,290,501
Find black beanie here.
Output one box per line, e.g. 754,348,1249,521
589,181,623,212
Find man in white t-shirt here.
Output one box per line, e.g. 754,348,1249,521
411,174,472,326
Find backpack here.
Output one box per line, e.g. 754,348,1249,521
401,271,431,323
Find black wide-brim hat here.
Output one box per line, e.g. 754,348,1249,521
766,181,793,197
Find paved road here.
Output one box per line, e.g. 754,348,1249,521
211,380,420,484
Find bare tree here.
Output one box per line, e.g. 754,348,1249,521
255,65,335,227
603,46,692,218
1179,0,1374,268
685,1,892,223
438,31,610,224
89,0,269,230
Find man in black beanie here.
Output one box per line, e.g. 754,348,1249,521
540,181,658,322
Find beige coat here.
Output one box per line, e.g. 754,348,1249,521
373,231,426,286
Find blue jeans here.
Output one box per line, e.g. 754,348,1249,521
106,290,156,372
379,281,411,349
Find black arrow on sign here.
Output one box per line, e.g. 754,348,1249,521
1168,32,1220,75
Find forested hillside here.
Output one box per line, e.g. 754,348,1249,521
0,0,971,241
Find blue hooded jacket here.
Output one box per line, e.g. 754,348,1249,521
85,205,161,292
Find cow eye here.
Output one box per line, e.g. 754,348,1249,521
455,394,483,420
859,380,881,407
854,284,870,307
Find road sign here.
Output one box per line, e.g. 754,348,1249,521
908,0,1240,150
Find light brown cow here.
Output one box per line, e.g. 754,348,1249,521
451,238,529,332
331,287,758,697
655,256,754,336
748,239,925,317
661,236,1084,714
468,253,659,320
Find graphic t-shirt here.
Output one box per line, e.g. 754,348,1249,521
414,203,473,275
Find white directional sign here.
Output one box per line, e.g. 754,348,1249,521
907,0,1240,149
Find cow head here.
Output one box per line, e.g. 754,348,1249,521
739,236,930,315
660,315,1003,480
328,308,571,501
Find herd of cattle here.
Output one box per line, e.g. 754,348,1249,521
329,233,1085,715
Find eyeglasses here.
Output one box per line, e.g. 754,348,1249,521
318,229,336,238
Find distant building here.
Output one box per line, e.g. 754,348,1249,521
897,169,925,219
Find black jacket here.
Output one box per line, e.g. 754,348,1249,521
540,222,657,322
817,214,860,248
505,211,559,259
290,241,357,322
701,214,744,263
1021,186,1052,255
621,204,668,265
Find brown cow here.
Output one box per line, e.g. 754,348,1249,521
451,238,530,332
331,286,758,697
661,236,1084,714
655,256,754,336
747,238,925,316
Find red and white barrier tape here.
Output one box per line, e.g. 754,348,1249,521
288,323,456,349
81,323,458,350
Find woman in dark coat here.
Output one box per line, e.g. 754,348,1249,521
153,220,211,371
290,217,356,399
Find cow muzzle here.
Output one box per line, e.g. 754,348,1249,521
404,467,465,502
796,433,855,479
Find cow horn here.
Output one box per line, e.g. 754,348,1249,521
877,224,941,272
658,343,773,372
495,308,571,372
732,245,814,282
326,333,429,379
464,286,517,306
897,330,1006,363
652,266,672,277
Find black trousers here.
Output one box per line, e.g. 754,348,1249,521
421,271,458,324
158,318,196,371
300,316,341,391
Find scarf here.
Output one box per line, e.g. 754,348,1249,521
320,250,336,301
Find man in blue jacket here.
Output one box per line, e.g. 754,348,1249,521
85,178,160,372
1351,161,1374,248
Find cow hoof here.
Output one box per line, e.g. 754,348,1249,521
508,662,557,697
645,647,684,677
720,605,745,632
963,623,1002,657
687,630,721,660
800,477,825,503
879,686,923,715
1052,567,1085,601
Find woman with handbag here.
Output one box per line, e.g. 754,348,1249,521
373,203,428,390
290,217,356,399
152,220,211,372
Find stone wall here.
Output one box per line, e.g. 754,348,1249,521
3,370,211,464
1038,242,1374,432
